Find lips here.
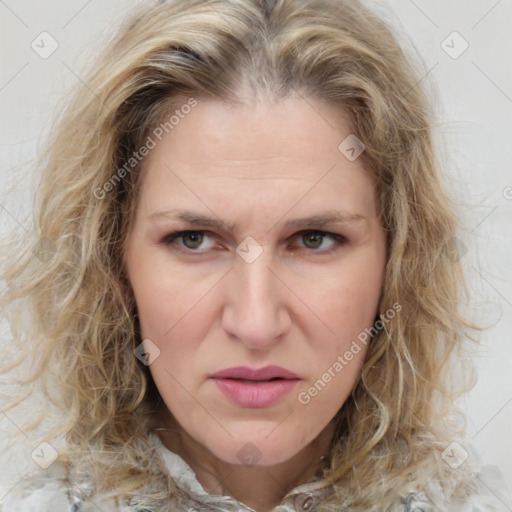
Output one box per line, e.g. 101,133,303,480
209,365,301,408
210,365,300,381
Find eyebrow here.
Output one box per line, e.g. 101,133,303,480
148,208,366,232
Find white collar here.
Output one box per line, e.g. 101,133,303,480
149,431,334,511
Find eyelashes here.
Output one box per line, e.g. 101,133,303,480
163,231,215,251
161,230,348,256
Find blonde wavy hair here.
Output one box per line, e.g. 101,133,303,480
1,0,479,509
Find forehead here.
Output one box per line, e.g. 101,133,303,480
145,96,353,172
136,96,377,220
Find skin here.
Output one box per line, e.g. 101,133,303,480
123,94,387,512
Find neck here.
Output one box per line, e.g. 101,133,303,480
154,409,335,512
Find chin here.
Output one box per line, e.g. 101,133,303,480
204,431,306,467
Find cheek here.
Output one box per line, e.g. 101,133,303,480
130,258,216,341
289,263,383,418
297,256,383,409
132,271,219,388
309,259,384,349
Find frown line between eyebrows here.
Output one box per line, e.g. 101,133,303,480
148,208,367,234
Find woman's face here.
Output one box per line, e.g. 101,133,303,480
124,95,387,466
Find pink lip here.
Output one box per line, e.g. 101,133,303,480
209,366,301,408
210,365,300,380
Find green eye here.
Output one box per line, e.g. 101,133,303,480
163,229,347,255
163,230,212,251
181,232,204,249
302,232,324,249
299,230,345,252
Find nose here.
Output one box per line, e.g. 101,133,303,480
221,246,292,350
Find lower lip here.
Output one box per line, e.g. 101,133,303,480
211,378,299,408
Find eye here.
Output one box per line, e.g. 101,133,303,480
295,230,347,253
162,229,347,255
162,230,215,251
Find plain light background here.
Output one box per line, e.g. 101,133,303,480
0,0,511,499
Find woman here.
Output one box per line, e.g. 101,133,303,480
0,0,508,510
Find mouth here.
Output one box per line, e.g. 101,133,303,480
209,366,301,408
222,377,288,383
209,365,300,381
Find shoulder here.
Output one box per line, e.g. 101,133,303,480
0,433,181,511
401,446,511,512
0,462,75,512
0,461,157,512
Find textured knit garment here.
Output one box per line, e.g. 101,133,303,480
1,433,510,511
